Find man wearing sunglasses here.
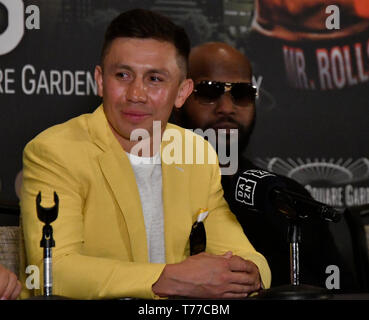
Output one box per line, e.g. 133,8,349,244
178,44,257,154
176,42,351,290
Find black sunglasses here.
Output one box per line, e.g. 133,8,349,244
193,81,258,107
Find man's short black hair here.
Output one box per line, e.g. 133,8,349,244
101,8,190,77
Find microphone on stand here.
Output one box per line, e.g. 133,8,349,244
232,169,342,299
233,169,342,223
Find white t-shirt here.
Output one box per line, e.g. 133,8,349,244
126,152,165,263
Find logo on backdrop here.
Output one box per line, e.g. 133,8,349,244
0,0,40,55
255,157,369,207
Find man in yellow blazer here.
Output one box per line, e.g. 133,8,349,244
20,9,271,300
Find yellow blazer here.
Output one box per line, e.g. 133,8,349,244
20,105,271,299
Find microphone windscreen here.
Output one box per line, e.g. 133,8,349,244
234,169,287,213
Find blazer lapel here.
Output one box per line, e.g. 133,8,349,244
88,106,149,263
88,109,193,264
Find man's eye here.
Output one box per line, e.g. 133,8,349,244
150,75,163,82
116,72,129,79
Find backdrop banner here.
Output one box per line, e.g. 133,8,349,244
0,0,368,210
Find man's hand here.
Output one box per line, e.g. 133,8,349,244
152,252,261,299
0,264,22,300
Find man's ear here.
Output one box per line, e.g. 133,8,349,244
174,78,194,109
94,65,104,98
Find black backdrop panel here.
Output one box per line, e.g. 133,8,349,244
0,0,368,209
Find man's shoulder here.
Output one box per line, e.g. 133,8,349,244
165,123,216,148
24,112,93,154
165,123,218,164
166,123,203,138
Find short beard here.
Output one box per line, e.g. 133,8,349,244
237,116,255,153
176,106,256,154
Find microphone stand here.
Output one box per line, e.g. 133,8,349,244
289,220,301,286
28,192,68,300
255,218,329,300
254,195,334,300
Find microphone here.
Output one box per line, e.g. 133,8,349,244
233,169,341,222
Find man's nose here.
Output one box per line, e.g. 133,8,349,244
215,93,235,115
126,78,147,103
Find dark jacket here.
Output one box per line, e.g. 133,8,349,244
221,156,358,292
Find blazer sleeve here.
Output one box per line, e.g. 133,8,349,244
20,138,166,300
204,159,272,289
